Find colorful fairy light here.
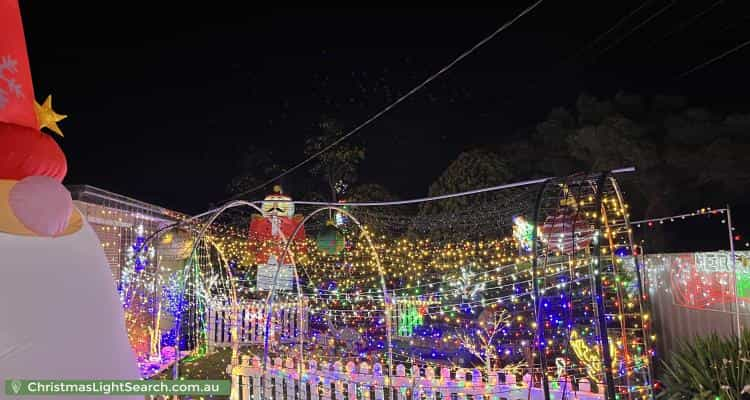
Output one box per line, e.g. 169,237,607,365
93,182,658,397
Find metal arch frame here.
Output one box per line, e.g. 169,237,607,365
534,173,619,399
171,200,265,378
197,234,235,349
530,172,643,400
138,219,233,351
141,220,200,256
529,178,553,400
588,173,618,400
261,206,394,380
606,175,654,398
174,237,218,356
599,179,634,395
535,173,591,400
562,174,594,398
120,214,236,377
134,211,237,320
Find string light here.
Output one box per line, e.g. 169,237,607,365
78,183,658,396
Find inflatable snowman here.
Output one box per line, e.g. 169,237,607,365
0,1,140,398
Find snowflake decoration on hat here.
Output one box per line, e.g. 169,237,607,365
0,55,25,110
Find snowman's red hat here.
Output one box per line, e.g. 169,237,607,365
1,0,67,182
0,0,79,237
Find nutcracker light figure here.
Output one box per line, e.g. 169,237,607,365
249,185,306,291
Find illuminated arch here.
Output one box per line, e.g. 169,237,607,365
168,200,265,375
261,205,393,378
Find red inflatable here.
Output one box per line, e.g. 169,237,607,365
0,0,67,182
0,122,67,181
541,213,594,254
0,0,38,129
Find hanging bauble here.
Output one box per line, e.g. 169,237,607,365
156,229,195,260
316,220,345,256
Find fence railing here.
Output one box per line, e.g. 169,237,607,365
208,303,308,347
230,355,602,400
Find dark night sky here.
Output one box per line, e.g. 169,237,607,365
18,3,750,218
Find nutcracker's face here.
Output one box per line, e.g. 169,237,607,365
261,194,294,217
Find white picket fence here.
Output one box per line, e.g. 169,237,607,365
208,303,308,347
230,355,602,400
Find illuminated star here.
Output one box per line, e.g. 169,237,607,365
34,95,67,137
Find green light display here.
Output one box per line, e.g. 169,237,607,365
398,303,424,337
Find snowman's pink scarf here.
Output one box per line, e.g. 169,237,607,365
8,176,72,236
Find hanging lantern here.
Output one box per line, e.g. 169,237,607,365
316,220,345,256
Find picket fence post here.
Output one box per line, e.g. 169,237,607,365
231,357,605,400
373,362,386,400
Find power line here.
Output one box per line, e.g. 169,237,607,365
450,1,675,120
233,167,635,208
677,38,750,78
504,0,658,92
155,167,634,246
223,0,545,202
492,1,727,106
572,0,656,60
593,0,677,59
652,0,725,45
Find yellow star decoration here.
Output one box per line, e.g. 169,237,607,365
34,95,67,137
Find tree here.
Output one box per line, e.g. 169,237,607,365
304,118,365,202
456,309,510,371
339,183,402,234
495,93,749,221
420,149,513,215
346,183,397,203
662,110,750,203
219,146,283,232
570,96,750,218
226,146,280,197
